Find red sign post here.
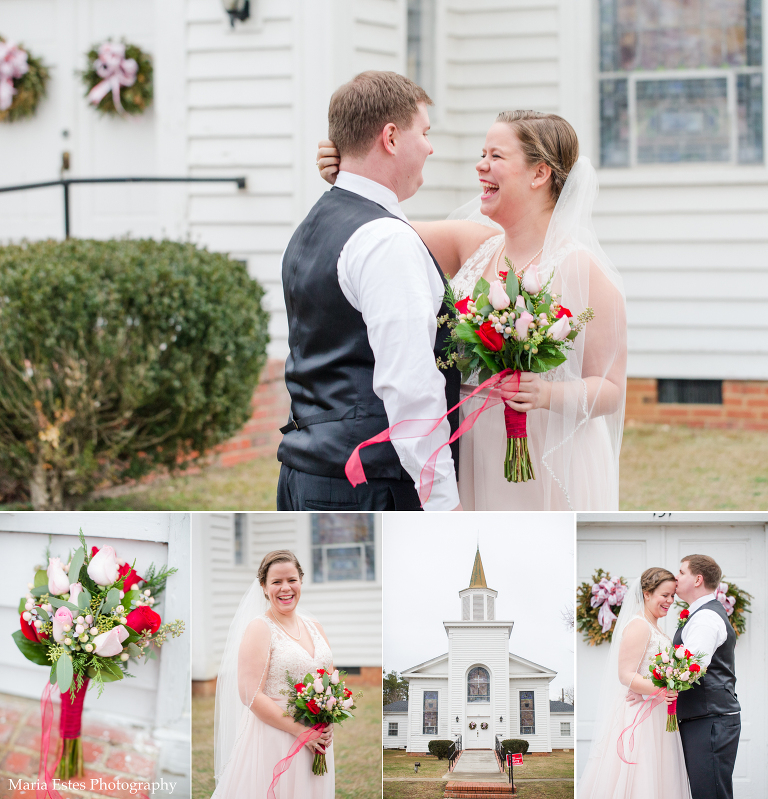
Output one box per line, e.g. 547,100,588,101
506,753,523,784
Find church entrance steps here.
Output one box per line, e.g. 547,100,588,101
443,781,517,798
450,749,502,777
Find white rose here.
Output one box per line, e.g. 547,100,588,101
47,557,71,596
87,546,120,586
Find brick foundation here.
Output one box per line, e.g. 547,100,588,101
625,378,768,432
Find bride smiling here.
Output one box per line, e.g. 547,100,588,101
212,550,335,798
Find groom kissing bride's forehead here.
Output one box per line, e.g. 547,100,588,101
674,553,741,799
277,70,462,512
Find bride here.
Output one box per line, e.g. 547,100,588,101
578,568,691,798
317,110,626,510
213,550,335,798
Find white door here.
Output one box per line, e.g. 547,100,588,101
467,716,492,748
577,515,767,799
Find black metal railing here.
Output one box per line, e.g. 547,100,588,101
448,734,463,771
495,734,504,770
0,175,247,238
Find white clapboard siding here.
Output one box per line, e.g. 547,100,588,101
406,680,450,750
507,682,552,753
192,512,382,681
576,514,767,799
549,712,574,749
0,514,190,730
383,711,409,748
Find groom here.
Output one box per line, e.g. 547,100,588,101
277,71,461,511
674,554,741,799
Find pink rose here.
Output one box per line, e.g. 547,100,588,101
515,295,526,311
330,669,340,685
326,696,337,709
342,697,354,710
87,545,119,586
666,667,673,677
313,678,324,694
92,625,129,657
52,607,73,642
515,311,533,341
548,316,571,341
488,280,511,311
47,557,71,596
68,582,83,605
521,264,542,294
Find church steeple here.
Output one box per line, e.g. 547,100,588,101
468,547,487,588
459,547,497,621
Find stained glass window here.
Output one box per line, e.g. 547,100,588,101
467,667,490,703
599,0,763,166
520,691,535,735
311,514,375,582
423,691,438,734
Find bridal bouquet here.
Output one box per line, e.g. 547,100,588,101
282,667,361,776
648,644,707,732
12,530,185,782
445,258,594,481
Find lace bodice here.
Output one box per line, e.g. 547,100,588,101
260,614,333,698
638,618,671,677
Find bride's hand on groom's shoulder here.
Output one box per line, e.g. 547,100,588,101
317,140,340,185
500,372,552,412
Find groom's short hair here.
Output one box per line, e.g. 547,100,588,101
328,71,432,158
681,554,722,590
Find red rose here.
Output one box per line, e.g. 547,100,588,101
343,688,352,698
316,669,326,676
685,649,692,659
20,613,40,642
652,668,662,680
126,606,162,635
294,683,306,693
690,663,701,673
476,321,504,352
498,270,509,280
555,306,572,318
306,699,320,715
454,297,470,315
680,609,689,618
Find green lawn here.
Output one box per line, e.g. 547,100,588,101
506,750,573,780
4,424,767,511
384,750,450,778
191,685,381,799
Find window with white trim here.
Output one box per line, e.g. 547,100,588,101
561,722,571,736
467,667,491,703
234,513,246,566
599,0,763,167
407,0,435,97
520,691,535,735
423,691,438,735
311,514,375,582
389,722,399,736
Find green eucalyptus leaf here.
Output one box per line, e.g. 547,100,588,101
57,654,73,693
30,585,49,598
505,275,519,303
97,660,125,682
68,548,85,584
37,607,50,623
472,277,490,301
11,630,50,666
103,588,120,613
77,588,91,610
122,589,139,608
50,664,57,685
126,643,142,657
18,597,26,614
322,673,330,690
34,569,48,588
49,598,81,613
475,293,490,311
454,324,484,347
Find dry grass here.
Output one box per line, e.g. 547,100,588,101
191,687,381,799
506,750,573,779
383,782,574,799
620,424,768,510
384,750,450,778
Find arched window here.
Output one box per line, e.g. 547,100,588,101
467,667,490,703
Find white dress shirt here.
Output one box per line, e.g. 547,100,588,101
333,171,459,511
680,592,728,669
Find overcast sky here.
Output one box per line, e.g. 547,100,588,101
383,513,575,701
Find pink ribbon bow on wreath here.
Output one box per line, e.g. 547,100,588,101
87,42,138,114
590,577,627,633
0,40,29,111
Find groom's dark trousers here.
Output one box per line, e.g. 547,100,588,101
276,186,460,511
674,600,740,799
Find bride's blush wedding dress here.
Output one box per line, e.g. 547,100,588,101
212,614,335,799
578,617,691,799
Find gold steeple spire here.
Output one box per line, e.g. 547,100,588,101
469,546,487,588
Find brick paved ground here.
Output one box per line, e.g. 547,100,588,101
0,692,165,799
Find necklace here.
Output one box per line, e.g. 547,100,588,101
494,241,544,279
268,609,302,641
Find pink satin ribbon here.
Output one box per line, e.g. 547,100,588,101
87,42,138,114
616,688,666,765
38,683,64,799
345,369,521,505
267,722,326,799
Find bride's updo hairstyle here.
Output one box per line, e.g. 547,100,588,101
496,110,579,205
640,567,676,600
257,550,304,599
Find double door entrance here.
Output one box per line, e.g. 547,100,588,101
466,715,492,748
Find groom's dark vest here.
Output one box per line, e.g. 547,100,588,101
673,599,740,720
278,186,460,480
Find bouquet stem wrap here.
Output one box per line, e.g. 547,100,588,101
666,698,678,732
268,722,326,798
503,403,534,482
56,678,88,779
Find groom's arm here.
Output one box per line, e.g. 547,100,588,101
338,219,460,511
681,609,727,668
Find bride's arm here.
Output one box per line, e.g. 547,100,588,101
618,619,676,705
316,139,495,276
237,619,324,747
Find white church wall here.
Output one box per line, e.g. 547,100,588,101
550,712,574,750
383,710,408,749
192,512,382,682
507,681,553,753
576,513,767,799
406,679,449,751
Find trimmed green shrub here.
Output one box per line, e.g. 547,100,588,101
427,740,455,760
501,739,530,756
0,238,269,508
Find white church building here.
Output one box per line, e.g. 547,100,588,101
383,548,572,754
